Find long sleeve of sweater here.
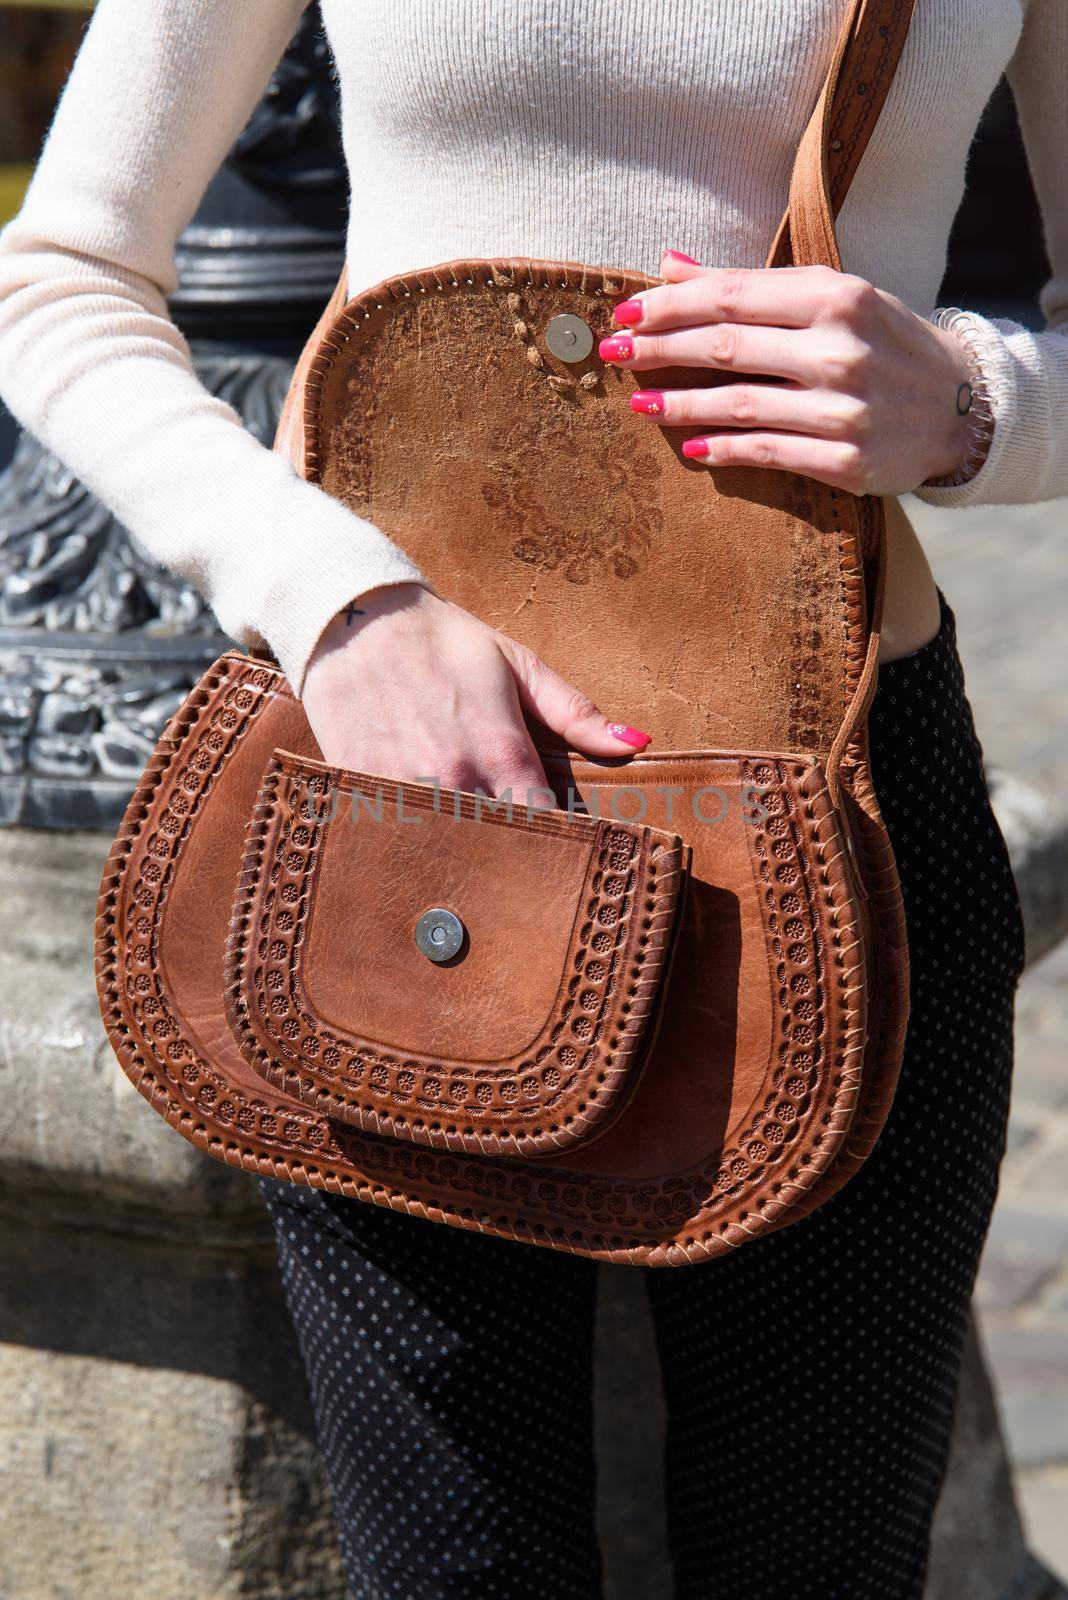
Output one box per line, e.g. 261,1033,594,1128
2,0,1067,687
0,0,428,696
914,0,1068,510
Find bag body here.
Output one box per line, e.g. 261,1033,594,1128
96,0,913,1265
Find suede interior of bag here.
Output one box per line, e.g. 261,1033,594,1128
290,259,865,761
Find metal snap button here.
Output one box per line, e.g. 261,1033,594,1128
545,313,594,364
414,908,465,963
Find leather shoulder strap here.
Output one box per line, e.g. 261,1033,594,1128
766,0,917,801
768,0,917,269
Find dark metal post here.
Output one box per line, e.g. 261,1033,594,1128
0,4,345,828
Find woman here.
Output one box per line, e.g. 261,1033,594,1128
0,1,1057,1594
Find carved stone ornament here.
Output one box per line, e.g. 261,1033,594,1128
0,3,345,830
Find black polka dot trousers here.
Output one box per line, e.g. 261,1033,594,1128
258,593,1025,1600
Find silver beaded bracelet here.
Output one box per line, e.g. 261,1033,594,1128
922,307,997,489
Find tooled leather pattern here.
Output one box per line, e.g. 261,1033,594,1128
766,0,917,270
224,751,686,1160
480,308,664,585
826,0,915,214
96,664,338,1167
800,762,909,1192
96,654,878,1265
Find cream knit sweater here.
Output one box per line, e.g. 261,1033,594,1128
0,0,1065,695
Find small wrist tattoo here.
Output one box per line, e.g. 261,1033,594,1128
343,602,365,626
925,309,995,488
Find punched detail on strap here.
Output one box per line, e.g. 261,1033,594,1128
767,0,918,272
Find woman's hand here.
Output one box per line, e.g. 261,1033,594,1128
603,248,977,496
300,583,650,800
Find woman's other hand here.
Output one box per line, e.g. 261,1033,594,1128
604,248,978,495
300,584,650,800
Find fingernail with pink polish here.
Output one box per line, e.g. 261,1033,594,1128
613,298,644,326
682,437,711,460
599,335,634,361
663,248,699,265
629,390,665,416
608,723,652,749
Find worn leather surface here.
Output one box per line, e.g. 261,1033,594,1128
95,0,913,1264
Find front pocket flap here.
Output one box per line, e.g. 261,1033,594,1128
224,750,686,1159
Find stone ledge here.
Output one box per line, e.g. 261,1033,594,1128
989,768,1068,964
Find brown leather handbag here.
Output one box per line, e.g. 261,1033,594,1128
96,0,913,1266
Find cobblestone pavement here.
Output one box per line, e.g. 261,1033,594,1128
907,493,1068,1583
